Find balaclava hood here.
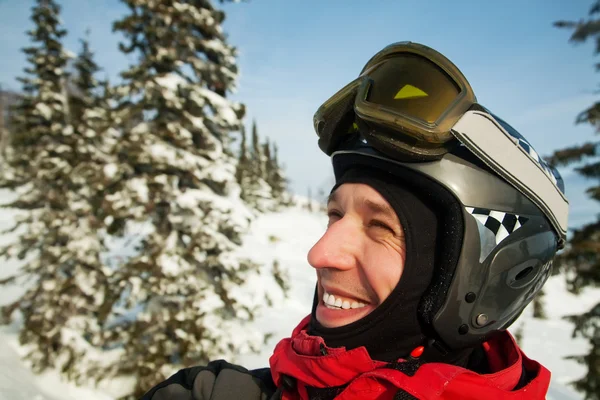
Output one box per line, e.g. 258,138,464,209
308,166,440,362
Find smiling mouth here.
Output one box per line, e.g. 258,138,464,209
322,291,369,310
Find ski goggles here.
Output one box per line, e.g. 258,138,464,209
313,41,476,159
313,41,569,244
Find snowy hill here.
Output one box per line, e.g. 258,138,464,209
0,197,595,399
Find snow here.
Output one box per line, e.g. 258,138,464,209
127,177,149,203
157,253,182,276
511,277,599,387
196,87,238,126
0,329,122,400
154,73,186,92
131,122,150,136
146,141,210,171
183,112,205,130
0,335,61,400
35,103,52,120
0,195,595,399
201,39,228,55
103,164,118,179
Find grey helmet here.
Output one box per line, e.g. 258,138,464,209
315,41,569,351
329,115,565,350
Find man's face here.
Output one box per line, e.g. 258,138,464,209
308,183,406,328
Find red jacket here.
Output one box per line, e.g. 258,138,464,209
269,316,550,400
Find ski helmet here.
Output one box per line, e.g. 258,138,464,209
312,41,569,351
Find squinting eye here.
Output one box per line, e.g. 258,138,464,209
327,210,342,219
370,220,395,233
327,210,342,225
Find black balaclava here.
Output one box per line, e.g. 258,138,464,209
308,166,440,363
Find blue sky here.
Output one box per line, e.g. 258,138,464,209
0,0,598,227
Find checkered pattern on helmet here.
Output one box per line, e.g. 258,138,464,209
465,207,529,245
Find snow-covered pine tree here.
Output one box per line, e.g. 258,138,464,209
261,138,289,210
262,136,274,199
69,36,122,289
69,31,100,127
532,288,547,319
0,89,25,162
235,124,250,189
102,1,281,396
70,33,118,173
251,119,264,179
262,136,272,183
240,119,274,211
0,0,111,383
270,142,291,207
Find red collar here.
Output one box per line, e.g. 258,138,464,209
269,316,545,399
270,316,389,389
480,330,523,391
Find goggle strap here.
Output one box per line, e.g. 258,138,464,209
452,110,568,245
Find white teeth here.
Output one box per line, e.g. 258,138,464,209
322,291,367,310
325,294,336,307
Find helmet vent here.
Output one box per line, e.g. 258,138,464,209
515,266,534,281
506,261,539,289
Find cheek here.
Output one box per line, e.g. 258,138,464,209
361,248,405,303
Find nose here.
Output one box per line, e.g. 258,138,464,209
307,216,360,272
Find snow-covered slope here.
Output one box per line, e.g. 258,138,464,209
0,198,594,399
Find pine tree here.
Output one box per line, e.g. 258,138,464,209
70,32,117,163
263,136,288,209
8,0,71,179
70,39,120,265
241,119,273,211
235,124,249,187
263,136,272,183
103,1,279,397
270,142,290,207
251,119,264,179
69,30,101,128
513,322,525,345
0,0,111,383
550,3,600,398
307,187,313,212
532,289,547,319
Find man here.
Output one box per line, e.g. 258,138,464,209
141,42,568,400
